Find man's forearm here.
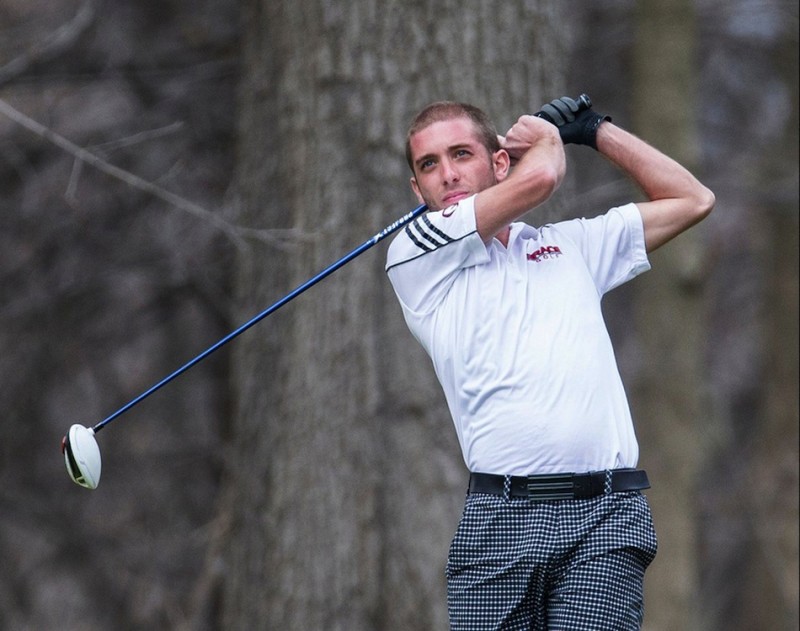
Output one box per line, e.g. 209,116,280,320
475,116,566,242
595,122,715,251
595,122,709,205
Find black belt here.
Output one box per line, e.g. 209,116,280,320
468,469,650,501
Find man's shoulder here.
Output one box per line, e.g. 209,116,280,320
386,203,481,271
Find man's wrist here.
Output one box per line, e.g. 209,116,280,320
592,119,614,153
585,115,611,150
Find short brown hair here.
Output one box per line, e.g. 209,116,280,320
405,101,500,172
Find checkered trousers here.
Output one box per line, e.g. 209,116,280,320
446,488,658,630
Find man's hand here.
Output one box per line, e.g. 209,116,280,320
498,114,559,166
536,95,611,150
476,115,564,244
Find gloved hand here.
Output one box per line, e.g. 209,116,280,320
536,95,611,150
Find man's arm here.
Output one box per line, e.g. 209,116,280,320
537,95,715,252
474,115,566,243
594,123,715,252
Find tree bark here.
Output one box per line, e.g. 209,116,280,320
219,1,564,628
630,1,704,628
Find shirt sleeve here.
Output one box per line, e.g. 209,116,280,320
385,195,489,315
551,202,651,295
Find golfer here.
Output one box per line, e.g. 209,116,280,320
385,97,714,630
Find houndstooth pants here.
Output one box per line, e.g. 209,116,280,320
446,486,658,630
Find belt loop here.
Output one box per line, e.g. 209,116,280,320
604,470,613,495
503,475,511,502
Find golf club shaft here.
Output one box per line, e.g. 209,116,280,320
92,203,428,433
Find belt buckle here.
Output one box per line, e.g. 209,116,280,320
526,473,575,501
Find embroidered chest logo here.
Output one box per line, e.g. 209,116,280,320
526,245,562,263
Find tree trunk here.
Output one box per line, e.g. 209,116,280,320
630,1,704,629
711,20,800,630
218,1,565,629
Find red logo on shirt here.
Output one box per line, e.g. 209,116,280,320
527,245,562,262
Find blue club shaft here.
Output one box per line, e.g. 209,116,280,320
93,203,428,433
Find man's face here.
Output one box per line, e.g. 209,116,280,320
408,117,508,211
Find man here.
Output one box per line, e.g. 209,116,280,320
385,96,714,630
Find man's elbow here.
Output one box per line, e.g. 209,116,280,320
512,162,563,207
694,185,715,222
536,163,565,201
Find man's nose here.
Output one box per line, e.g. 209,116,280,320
441,159,460,183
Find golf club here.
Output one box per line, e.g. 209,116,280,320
60,93,596,489
61,202,428,489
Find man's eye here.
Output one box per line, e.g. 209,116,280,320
455,149,470,158
420,159,435,170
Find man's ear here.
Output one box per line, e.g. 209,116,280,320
493,149,511,182
410,176,424,204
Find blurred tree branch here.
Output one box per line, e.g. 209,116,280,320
0,0,318,254
0,98,315,250
0,0,96,87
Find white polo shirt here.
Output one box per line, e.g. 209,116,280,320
385,195,651,476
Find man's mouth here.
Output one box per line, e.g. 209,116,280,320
443,191,469,205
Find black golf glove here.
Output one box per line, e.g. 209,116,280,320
537,96,611,150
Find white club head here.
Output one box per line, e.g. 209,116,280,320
62,424,102,490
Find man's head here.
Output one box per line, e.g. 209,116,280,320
405,102,509,211
405,102,501,171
